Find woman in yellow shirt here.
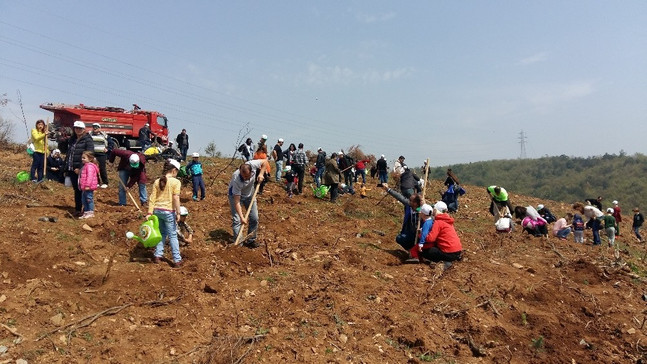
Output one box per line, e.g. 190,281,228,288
148,159,183,267
30,119,47,181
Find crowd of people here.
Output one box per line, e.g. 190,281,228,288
28,123,645,269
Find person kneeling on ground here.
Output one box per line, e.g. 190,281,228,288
380,183,421,256
553,213,573,240
419,201,463,264
177,206,194,246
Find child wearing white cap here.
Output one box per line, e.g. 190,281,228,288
611,200,622,236
418,201,463,265
186,152,205,201
602,208,617,247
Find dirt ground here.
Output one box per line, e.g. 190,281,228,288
1,150,646,364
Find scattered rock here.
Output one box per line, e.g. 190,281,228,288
74,261,86,266
627,328,636,334
291,253,298,260
260,280,268,287
0,294,6,303
16,359,28,364
512,263,524,269
203,283,218,294
0,345,7,354
50,313,64,326
170,347,176,356
82,224,93,232
339,334,348,344
59,334,67,344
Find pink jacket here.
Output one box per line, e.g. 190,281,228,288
79,162,99,191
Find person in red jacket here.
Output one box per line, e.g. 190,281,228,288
612,200,622,236
420,201,463,263
354,158,371,184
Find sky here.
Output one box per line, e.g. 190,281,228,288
1,1,646,167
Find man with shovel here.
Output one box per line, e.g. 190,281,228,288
228,159,268,248
109,149,148,207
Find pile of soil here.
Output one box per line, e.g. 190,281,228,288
0,150,646,363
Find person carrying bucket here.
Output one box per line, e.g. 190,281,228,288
148,159,183,268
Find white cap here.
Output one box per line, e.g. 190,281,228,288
169,159,180,170
278,138,284,142
145,123,149,127
192,152,200,157
52,149,61,155
381,154,385,158
283,165,291,172
179,206,189,216
261,134,268,140
607,208,614,213
318,147,322,151
129,154,140,164
339,151,344,155
92,122,101,128
537,204,544,210
73,121,85,128
612,200,618,205
420,204,433,216
433,201,448,213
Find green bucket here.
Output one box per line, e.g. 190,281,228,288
16,171,30,183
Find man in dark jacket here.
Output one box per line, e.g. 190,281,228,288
399,166,420,199
337,151,355,194
585,196,603,211
175,129,189,161
376,155,388,186
109,148,148,206
315,147,326,187
138,123,152,151
61,121,94,216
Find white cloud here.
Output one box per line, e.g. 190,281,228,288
518,52,549,65
301,63,413,86
526,80,596,109
356,11,396,24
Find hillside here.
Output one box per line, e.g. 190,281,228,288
427,153,647,211
1,149,647,363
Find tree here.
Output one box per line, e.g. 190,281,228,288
204,141,221,158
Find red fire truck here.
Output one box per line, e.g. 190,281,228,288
40,103,169,150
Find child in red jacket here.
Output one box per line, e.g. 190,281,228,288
420,201,463,263
79,151,99,219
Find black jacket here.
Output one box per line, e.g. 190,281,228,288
400,169,420,190
62,132,94,171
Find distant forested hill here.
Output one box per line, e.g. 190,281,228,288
425,153,647,210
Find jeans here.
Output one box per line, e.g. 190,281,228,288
574,230,584,243
591,219,601,245
556,227,571,239
180,145,188,161
315,166,325,187
192,175,205,199
378,171,388,184
154,209,181,263
30,152,44,181
118,170,148,206
293,164,305,193
95,153,108,185
275,160,283,182
634,226,643,242
228,194,258,243
355,169,366,184
396,231,416,251
82,190,94,212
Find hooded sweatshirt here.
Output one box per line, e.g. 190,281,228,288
424,213,462,253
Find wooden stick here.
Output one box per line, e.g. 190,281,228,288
234,182,262,246
43,118,49,180
117,177,141,212
417,158,431,232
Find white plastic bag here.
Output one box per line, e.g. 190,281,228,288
64,176,72,187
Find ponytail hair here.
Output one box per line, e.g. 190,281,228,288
158,160,177,191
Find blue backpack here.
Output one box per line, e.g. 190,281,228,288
573,215,585,231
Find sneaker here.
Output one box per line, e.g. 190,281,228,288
173,260,183,268
192,196,198,201
443,261,454,270
84,212,95,219
100,184,108,189
404,257,420,264
152,257,161,264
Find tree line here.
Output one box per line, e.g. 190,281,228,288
425,152,647,209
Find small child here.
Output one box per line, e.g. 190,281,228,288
405,203,434,264
633,208,644,243
572,213,585,243
283,166,297,197
79,151,99,219
177,206,194,246
603,208,617,246
358,182,371,199
186,152,205,201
